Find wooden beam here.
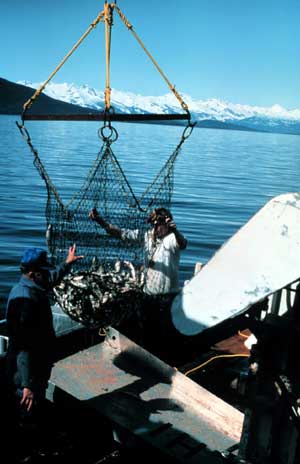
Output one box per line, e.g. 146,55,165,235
24,113,189,122
48,327,243,463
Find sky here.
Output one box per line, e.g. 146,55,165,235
1,0,300,109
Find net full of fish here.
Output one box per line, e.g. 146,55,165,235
53,260,144,328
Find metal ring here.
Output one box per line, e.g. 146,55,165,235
182,122,196,140
98,125,118,143
16,121,31,141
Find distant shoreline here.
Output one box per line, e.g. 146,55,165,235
1,78,300,136
2,114,300,137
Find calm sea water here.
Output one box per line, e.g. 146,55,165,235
0,115,299,318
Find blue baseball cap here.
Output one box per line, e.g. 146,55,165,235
20,248,53,270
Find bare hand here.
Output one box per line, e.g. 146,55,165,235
66,243,84,264
21,387,34,412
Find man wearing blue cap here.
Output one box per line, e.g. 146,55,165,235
5,244,83,440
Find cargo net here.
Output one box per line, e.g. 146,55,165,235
29,123,189,328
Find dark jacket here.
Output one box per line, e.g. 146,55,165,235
5,263,71,396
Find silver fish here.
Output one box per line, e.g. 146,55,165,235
53,260,144,329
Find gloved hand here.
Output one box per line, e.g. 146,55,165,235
166,216,177,230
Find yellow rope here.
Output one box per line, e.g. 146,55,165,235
99,327,107,337
111,3,190,115
22,3,191,119
183,353,250,377
23,10,105,114
238,330,250,339
104,2,113,111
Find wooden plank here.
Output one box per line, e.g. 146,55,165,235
48,327,243,461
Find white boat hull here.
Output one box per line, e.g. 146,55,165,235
171,192,300,335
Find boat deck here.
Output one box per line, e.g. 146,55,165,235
47,327,244,463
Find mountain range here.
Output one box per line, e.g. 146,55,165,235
1,77,300,136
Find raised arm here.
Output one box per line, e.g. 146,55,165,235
166,217,187,250
48,243,84,286
89,208,122,239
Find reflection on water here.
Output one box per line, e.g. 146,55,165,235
0,115,299,316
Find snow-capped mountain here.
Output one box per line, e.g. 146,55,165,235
18,80,300,135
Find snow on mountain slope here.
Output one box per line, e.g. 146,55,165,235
18,81,300,126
